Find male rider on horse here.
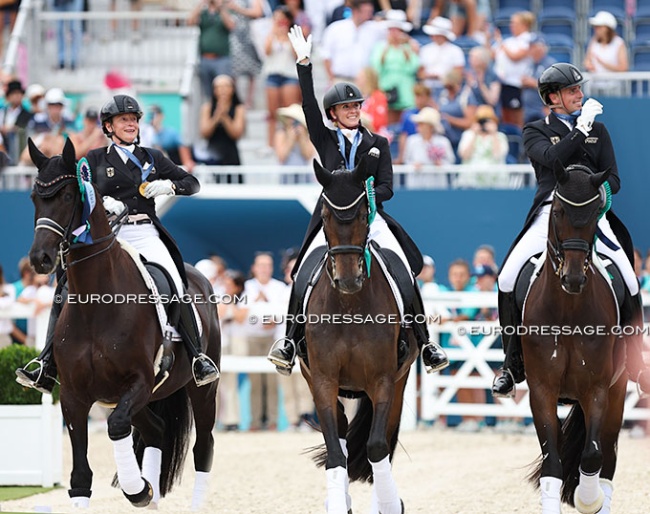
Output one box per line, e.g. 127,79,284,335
16,94,219,393
492,63,650,397
267,25,449,376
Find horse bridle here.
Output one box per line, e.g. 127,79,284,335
321,191,369,286
34,175,117,269
547,189,601,277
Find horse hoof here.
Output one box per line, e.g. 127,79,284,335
123,479,154,508
574,488,605,514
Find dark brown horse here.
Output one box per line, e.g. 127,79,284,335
302,160,418,514
523,162,625,514
26,138,220,509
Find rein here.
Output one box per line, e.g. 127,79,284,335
321,191,369,288
547,189,601,277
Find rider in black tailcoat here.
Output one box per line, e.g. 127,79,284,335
492,63,650,397
267,25,449,376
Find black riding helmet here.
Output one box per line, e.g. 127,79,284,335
100,94,143,136
538,63,588,106
323,82,364,120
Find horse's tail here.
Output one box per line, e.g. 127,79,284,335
526,404,586,507
112,387,193,497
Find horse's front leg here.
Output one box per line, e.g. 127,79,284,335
60,393,93,508
311,372,349,514
528,379,563,514
367,376,402,514
108,380,154,508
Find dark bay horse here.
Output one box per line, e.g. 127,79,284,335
523,162,626,514
302,160,419,514
26,138,220,509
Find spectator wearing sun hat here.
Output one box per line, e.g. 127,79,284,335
403,106,455,188
418,16,465,99
27,88,76,136
0,80,33,163
584,10,628,96
370,9,419,125
273,103,317,180
457,103,509,188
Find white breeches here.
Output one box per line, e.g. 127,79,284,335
119,224,184,296
299,213,412,280
498,203,638,295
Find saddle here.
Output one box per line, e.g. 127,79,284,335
515,251,625,316
298,242,415,372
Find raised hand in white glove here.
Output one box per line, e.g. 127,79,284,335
102,196,126,216
144,179,175,198
288,24,312,63
575,98,603,136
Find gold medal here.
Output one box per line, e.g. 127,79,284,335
139,181,149,196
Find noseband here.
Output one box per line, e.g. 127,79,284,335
34,175,116,269
321,191,369,287
548,189,601,277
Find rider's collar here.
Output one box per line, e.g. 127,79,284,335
340,127,359,142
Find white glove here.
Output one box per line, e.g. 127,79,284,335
288,24,312,63
575,98,603,136
144,179,175,198
102,196,126,216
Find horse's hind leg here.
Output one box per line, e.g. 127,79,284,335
131,406,165,507
61,394,93,507
187,380,218,511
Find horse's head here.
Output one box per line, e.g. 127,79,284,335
315,159,370,294
550,161,611,294
28,138,105,274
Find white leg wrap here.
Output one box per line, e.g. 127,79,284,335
141,447,162,505
370,456,401,514
540,476,562,514
70,496,90,508
191,471,210,512
574,467,604,514
112,433,146,496
338,439,352,510
598,479,614,514
325,466,349,514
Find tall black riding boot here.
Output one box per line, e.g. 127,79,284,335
177,300,219,387
267,284,306,376
15,279,67,394
492,290,525,398
620,291,650,394
412,282,449,374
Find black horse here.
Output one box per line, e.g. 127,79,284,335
26,138,220,509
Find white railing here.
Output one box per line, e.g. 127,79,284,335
0,164,537,191
2,292,649,431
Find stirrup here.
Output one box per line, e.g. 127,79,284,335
15,358,59,394
192,354,220,387
492,368,516,399
267,337,296,376
635,370,650,399
421,342,450,374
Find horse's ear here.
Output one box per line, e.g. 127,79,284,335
590,167,612,188
27,138,48,169
62,137,76,171
351,156,368,184
553,159,569,185
313,159,332,188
